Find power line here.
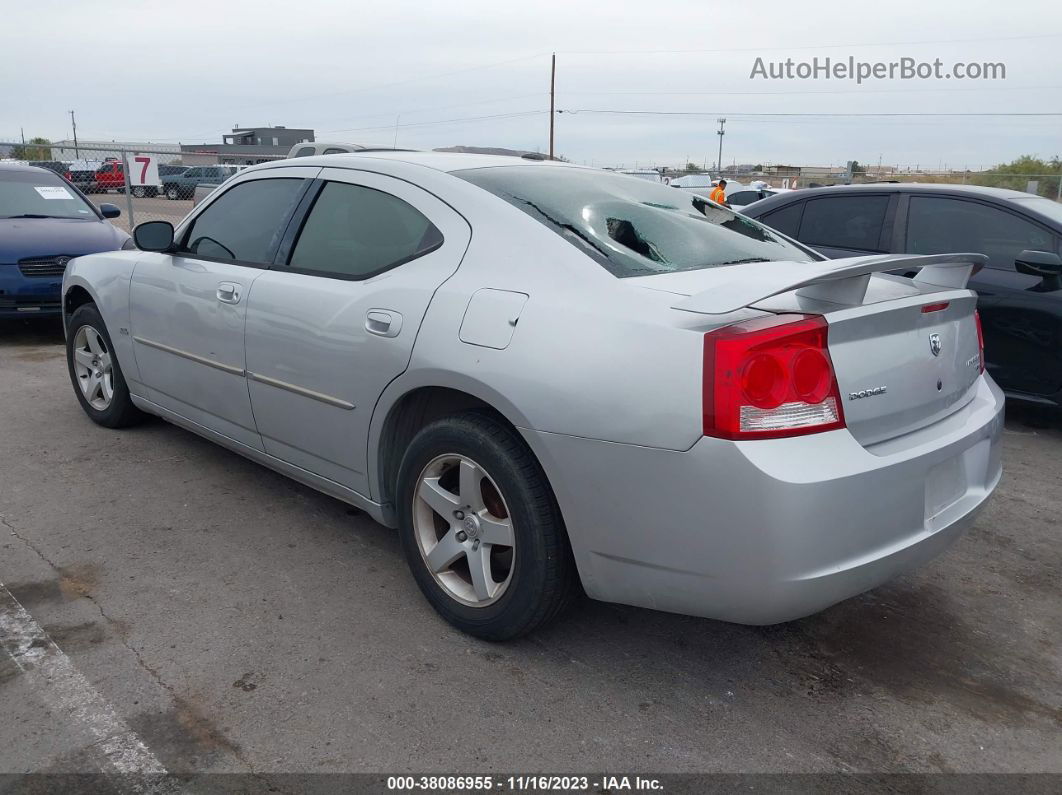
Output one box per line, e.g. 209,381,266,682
223,52,550,114
559,109,1062,117
564,84,1062,97
557,31,1062,55
322,110,548,135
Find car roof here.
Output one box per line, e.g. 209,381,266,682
780,181,1036,201
0,163,54,175
252,150,580,174
742,180,1055,215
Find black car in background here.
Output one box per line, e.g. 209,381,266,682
743,183,1062,409
28,161,68,175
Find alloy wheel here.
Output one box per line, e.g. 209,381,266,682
412,454,516,607
71,325,114,411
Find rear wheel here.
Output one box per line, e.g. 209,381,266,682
66,303,146,429
396,412,577,640
131,186,146,198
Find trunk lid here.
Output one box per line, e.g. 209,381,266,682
807,293,982,445
629,252,987,446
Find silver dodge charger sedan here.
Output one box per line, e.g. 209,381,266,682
62,153,1004,639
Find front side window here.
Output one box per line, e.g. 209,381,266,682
287,181,443,279
0,169,98,220
182,178,306,264
798,195,890,252
455,166,814,277
906,196,1056,270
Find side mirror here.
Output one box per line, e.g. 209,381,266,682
1015,249,1062,277
133,221,175,252
98,203,121,219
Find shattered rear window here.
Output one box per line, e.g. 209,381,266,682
454,166,816,277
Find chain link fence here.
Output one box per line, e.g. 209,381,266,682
639,167,1062,200
1,142,287,234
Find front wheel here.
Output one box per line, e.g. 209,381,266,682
66,303,146,429
165,185,179,200
396,412,577,640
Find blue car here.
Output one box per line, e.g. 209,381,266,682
1,163,131,318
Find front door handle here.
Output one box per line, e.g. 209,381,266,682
217,282,242,304
365,309,403,338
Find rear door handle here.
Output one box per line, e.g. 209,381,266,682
217,282,242,304
365,309,403,338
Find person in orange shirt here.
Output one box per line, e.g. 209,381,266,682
709,179,729,206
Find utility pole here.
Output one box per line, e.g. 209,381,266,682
715,118,726,175
393,115,400,148
69,110,79,158
548,53,556,160
20,128,25,144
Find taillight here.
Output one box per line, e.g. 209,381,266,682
921,301,949,313
703,314,846,440
974,310,985,373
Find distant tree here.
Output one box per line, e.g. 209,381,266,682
849,160,866,174
754,164,764,171
10,137,52,161
684,162,704,173
972,154,1062,199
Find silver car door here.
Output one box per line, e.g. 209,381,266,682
129,170,317,449
243,168,471,496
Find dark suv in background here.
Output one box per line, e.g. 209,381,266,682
744,183,1062,409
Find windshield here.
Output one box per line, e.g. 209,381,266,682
0,170,97,220
455,166,815,277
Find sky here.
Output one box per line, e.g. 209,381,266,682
2,0,1060,170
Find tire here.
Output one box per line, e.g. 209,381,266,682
165,185,179,200
66,303,146,429
396,412,578,640
131,186,146,198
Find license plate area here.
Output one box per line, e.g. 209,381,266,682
924,453,966,521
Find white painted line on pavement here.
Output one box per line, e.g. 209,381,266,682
0,580,179,793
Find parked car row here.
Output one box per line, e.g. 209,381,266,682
7,153,1060,640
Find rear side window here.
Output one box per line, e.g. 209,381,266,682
287,181,443,279
727,190,761,207
906,196,1055,270
455,166,814,277
182,178,306,264
758,201,804,237
322,147,349,155
799,195,890,252
293,146,316,157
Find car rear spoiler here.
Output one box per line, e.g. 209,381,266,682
672,253,988,316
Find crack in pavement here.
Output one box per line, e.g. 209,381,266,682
0,511,285,789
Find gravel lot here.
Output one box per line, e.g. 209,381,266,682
1,317,1059,782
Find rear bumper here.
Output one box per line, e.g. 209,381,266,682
524,375,1005,624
